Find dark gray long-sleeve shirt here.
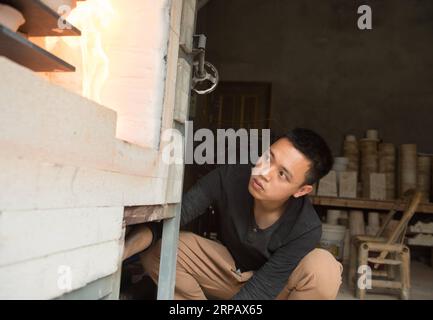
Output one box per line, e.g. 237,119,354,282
179,164,322,300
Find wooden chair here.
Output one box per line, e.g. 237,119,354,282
348,189,423,300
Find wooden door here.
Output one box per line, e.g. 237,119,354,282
194,81,271,131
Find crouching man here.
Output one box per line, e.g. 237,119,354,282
124,128,343,300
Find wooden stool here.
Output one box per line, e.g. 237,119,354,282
348,189,422,300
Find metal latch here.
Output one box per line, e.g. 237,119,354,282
190,34,219,95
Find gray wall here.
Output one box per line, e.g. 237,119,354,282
196,0,433,155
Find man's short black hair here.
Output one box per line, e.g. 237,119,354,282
282,128,333,185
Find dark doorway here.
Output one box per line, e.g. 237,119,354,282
183,82,272,239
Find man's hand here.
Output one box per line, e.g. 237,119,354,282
122,224,153,261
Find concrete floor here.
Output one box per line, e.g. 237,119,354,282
337,260,433,300
121,258,433,300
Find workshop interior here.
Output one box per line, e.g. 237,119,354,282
0,0,432,301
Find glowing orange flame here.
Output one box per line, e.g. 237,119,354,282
45,0,114,104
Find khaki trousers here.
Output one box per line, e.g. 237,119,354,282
140,231,343,300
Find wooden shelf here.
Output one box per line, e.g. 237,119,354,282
0,25,75,71
309,195,433,214
124,205,165,226
1,0,81,36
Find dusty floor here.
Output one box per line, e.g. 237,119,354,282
337,260,433,300
121,259,433,300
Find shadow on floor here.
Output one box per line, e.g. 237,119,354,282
119,256,157,300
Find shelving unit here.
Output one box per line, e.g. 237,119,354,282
0,0,80,71
0,25,75,71
309,195,433,214
1,0,81,36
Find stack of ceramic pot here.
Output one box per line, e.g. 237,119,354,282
343,135,359,172
349,210,365,236
366,212,380,236
399,144,417,197
333,157,349,172
326,209,342,225
378,143,396,199
360,130,380,197
417,156,431,202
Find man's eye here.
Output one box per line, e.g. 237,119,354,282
279,171,286,179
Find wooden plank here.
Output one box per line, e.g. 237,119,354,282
124,205,166,226
0,207,123,267
356,244,369,299
309,195,433,214
0,26,75,72
371,280,402,289
0,240,120,299
367,258,401,265
360,241,406,252
1,0,81,36
372,270,388,277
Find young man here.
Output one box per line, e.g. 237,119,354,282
125,128,343,300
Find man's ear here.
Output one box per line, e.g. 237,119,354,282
293,185,313,198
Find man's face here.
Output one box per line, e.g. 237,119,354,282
248,138,314,202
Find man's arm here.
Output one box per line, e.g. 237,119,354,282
232,226,321,300
144,165,226,244
122,224,154,261
122,166,226,259
180,165,225,227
